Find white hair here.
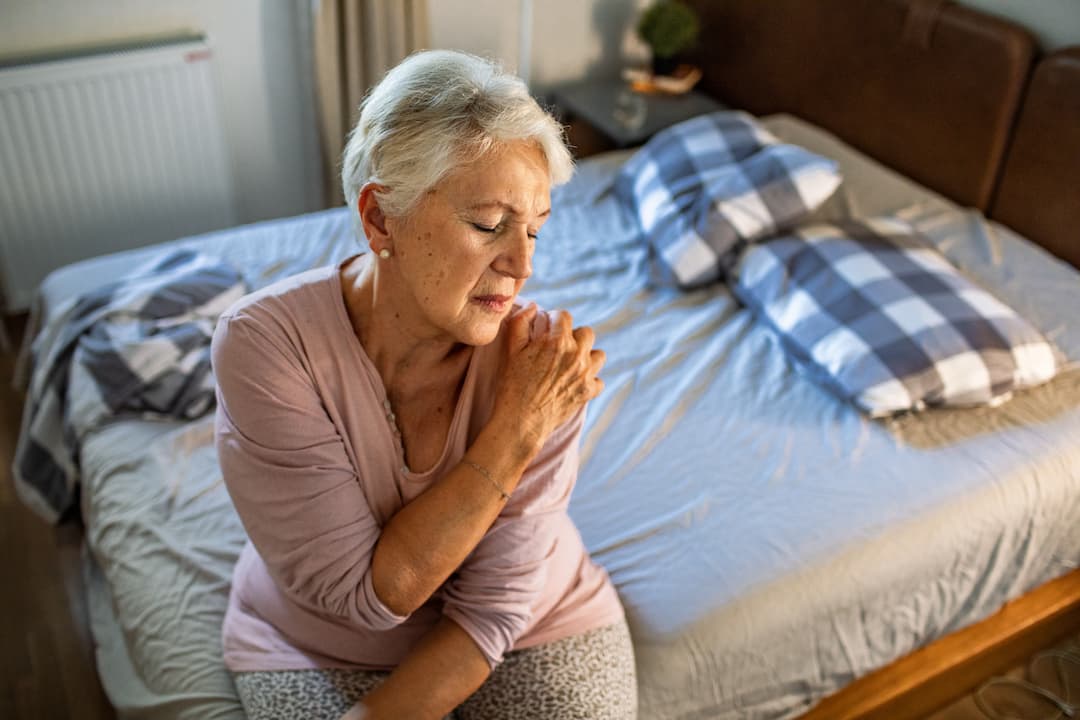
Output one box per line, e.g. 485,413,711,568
341,49,573,222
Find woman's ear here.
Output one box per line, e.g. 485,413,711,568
357,183,391,254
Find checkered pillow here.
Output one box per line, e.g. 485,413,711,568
731,217,1063,416
614,111,841,288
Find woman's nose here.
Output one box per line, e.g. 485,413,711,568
497,230,533,280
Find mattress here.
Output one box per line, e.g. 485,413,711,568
43,114,1080,719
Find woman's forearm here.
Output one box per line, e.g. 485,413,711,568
356,616,491,720
370,414,540,616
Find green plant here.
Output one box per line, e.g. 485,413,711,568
636,0,700,59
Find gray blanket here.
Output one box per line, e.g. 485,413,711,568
12,249,246,523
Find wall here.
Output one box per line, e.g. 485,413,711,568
0,0,323,226
953,0,1080,51
429,0,651,92
429,0,523,77
0,0,1074,233
431,0,1080,92
529,0,650,89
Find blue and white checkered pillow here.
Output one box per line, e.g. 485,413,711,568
731,217,1063,416
614,111,841,288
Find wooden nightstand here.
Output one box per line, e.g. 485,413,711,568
548,78,727,157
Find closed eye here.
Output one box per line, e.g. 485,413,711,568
472,222,539,240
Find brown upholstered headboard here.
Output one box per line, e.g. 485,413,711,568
989,47,1080,270
681,0,1035,212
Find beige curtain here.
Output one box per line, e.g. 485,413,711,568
313,0,428,207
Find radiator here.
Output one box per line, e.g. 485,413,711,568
0,37,237,311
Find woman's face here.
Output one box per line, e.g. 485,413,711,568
383,140,552,347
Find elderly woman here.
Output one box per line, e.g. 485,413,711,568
211,50,636,720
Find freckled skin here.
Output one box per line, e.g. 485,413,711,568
341,140,564,474
378,141,551,348
334,136,607,719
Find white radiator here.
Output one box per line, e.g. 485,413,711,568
0,38,237,311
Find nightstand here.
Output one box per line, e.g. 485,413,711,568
549,78,727,157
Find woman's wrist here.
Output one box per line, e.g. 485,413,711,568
468,413,541,500
483,408,544,468
461,459,511,501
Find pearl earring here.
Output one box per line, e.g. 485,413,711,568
378,248,391,259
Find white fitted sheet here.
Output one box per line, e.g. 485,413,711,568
46,114,1080,719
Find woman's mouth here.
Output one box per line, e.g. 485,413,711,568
471,294,512,313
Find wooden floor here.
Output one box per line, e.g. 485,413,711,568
0,309,1077,719
1,314,115,720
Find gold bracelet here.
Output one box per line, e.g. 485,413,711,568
463,459,510,501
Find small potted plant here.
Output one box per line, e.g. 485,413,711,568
636,0,700,77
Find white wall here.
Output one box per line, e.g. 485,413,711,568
429,0,650,91
954,0,1080,51
0,0,1073,232
0,0,322,226
429,0,523,75
529,0,650,89
429,0,1080,91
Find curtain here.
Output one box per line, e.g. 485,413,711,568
313,0,429,207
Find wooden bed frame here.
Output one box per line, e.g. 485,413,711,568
678,0,1080,716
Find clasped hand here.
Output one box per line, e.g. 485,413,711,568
495,303,605,452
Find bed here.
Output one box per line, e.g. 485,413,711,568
12,1,1080,718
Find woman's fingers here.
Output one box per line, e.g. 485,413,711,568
572,325,595,355
588,375,605,400
507,303,538,351
587,348,605,375
498,307,606,442
582,348,605,401
529,306,551,340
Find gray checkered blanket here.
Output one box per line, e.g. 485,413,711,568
12,250,246,523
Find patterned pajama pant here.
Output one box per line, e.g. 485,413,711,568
232,621,637,719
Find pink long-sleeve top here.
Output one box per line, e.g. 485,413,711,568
212,258,624,672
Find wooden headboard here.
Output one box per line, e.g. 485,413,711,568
989,47,1080,270
681,0,1035,212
